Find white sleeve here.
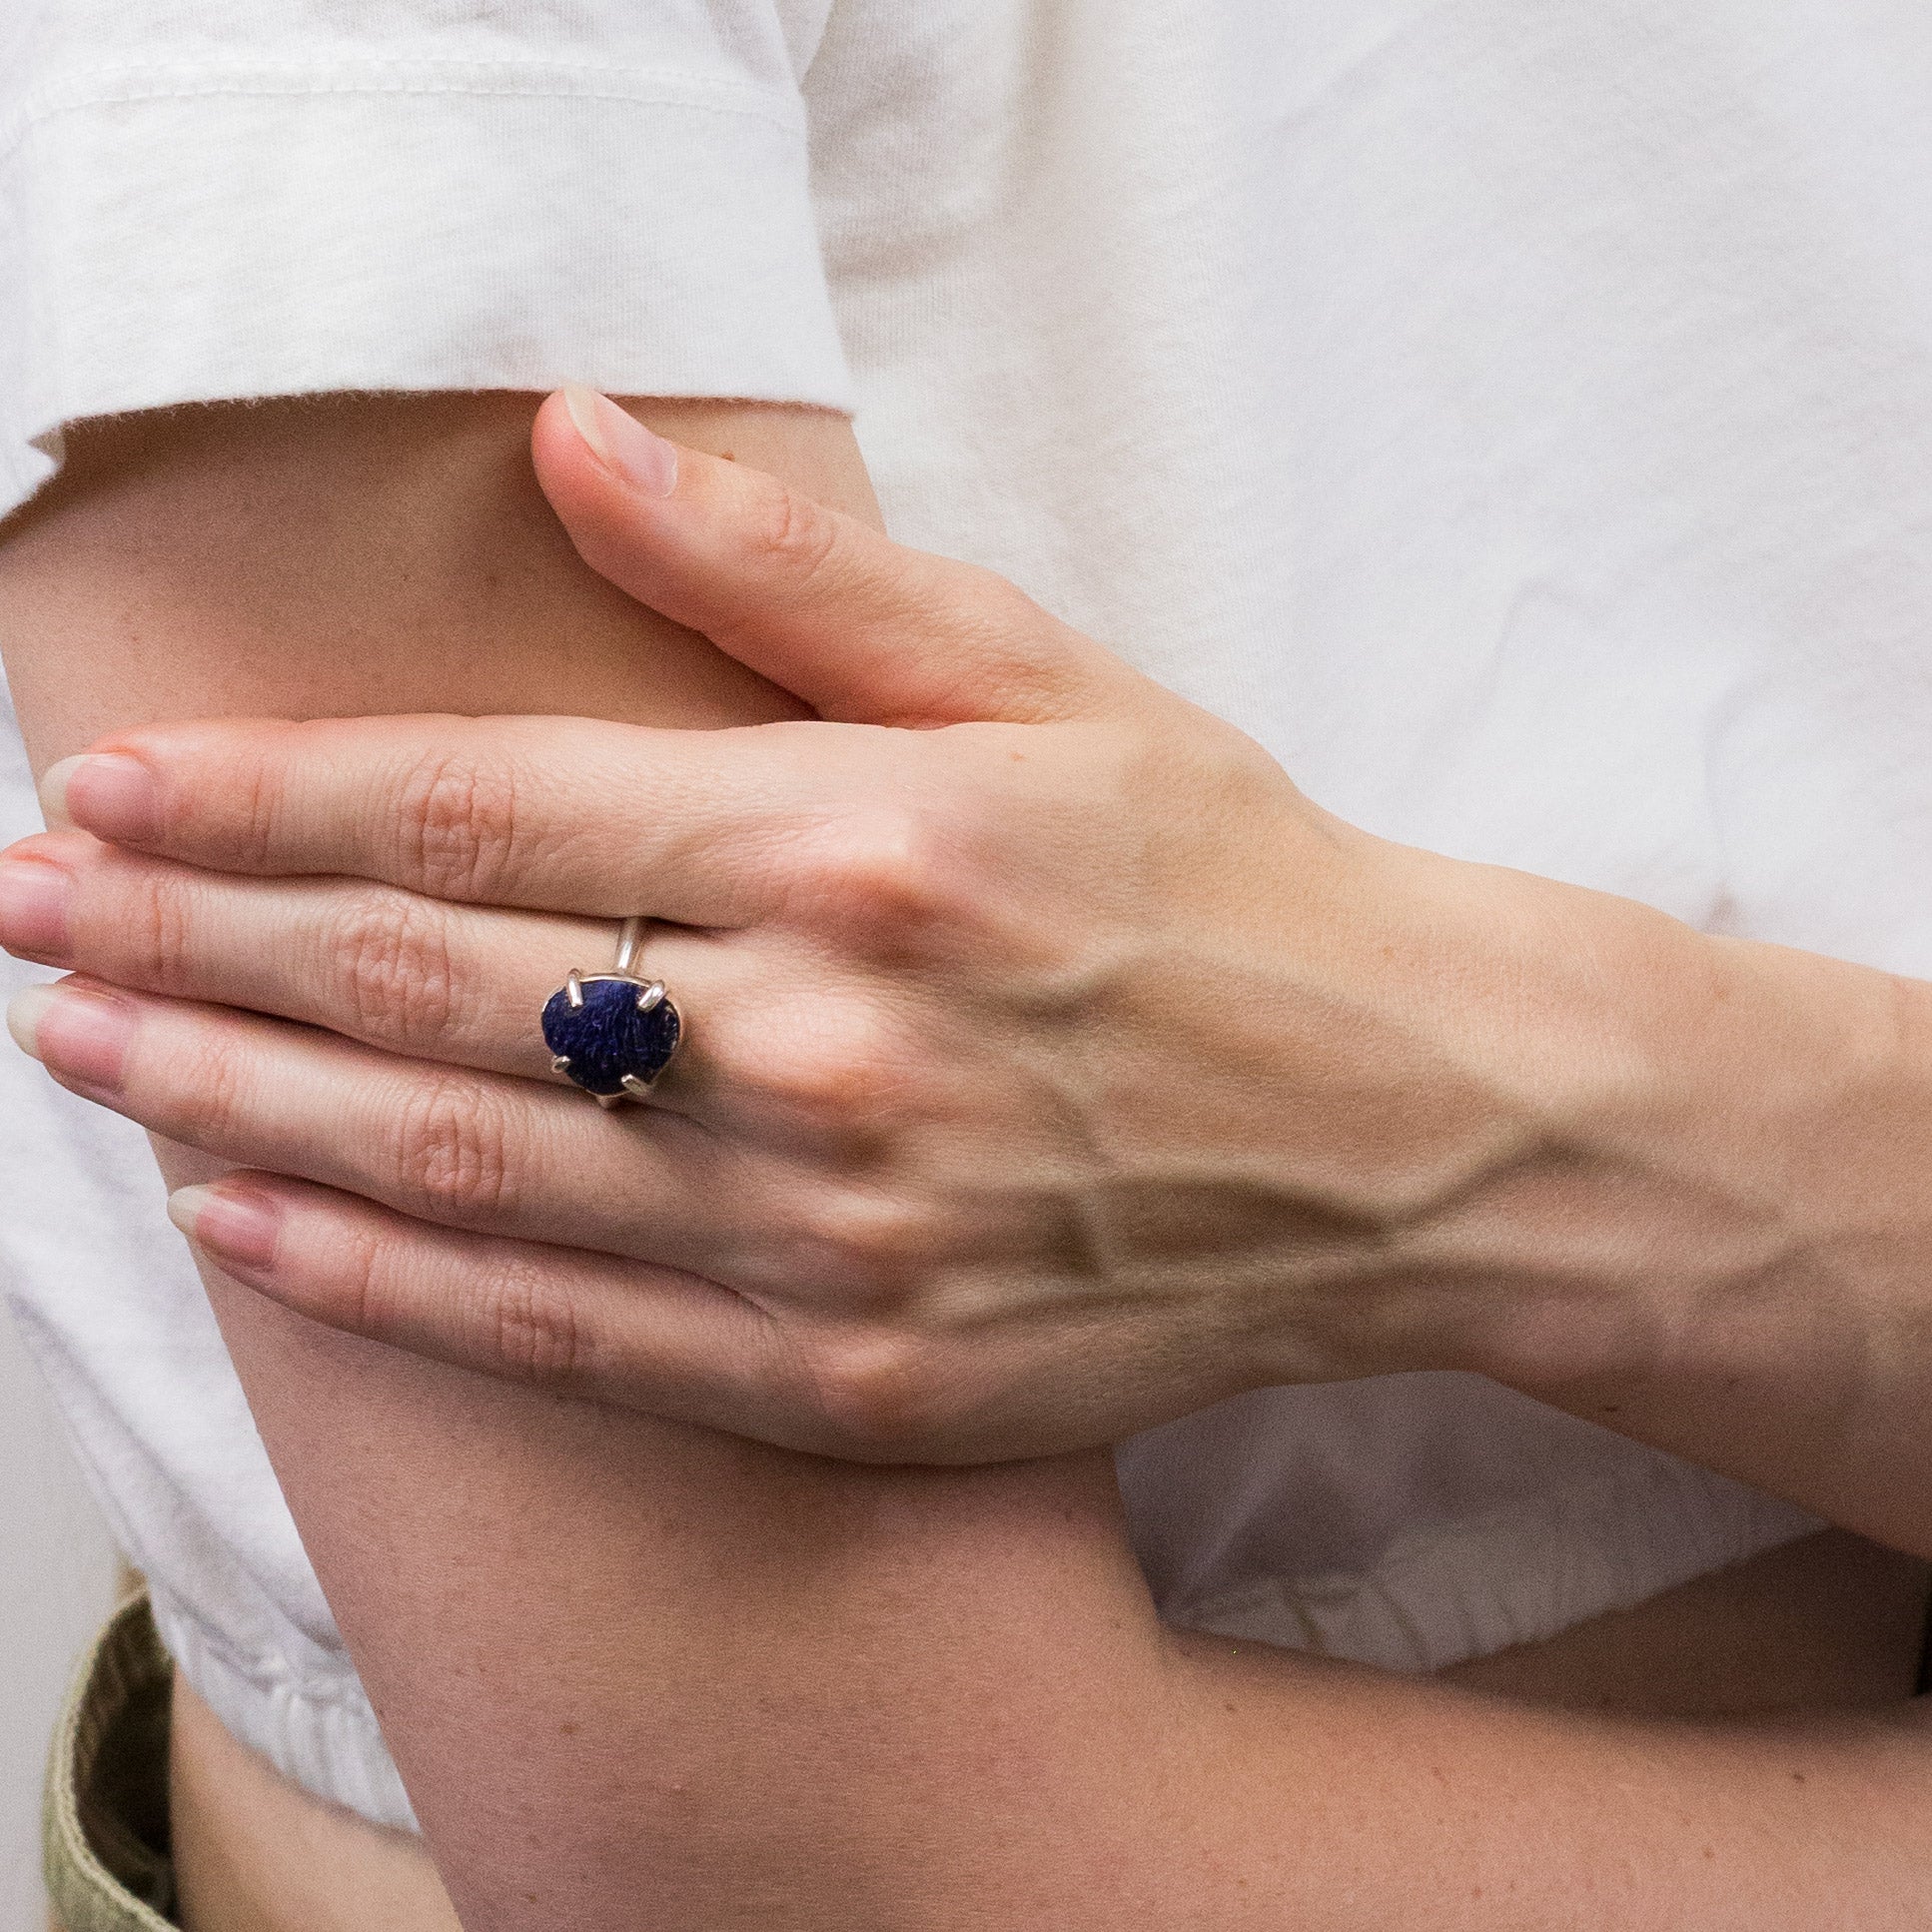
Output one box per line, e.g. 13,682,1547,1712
0,0,854,514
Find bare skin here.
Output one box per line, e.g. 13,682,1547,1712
167,1674,463,1932
22,399,1932,1556
9,399,1932,1931
162,1527,1931,1932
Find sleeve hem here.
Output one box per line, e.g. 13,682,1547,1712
1,70,853,515
3,57,810,156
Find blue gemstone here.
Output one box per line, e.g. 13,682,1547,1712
541,976,681,1098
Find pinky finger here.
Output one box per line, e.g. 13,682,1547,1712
167,1174,815,1447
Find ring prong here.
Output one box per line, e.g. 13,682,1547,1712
566,971,585,1009
551,1054,572,1075
619,1074,654,1100
637,981,666,1014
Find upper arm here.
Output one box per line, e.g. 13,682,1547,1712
0,393,874,758
0,12,1185,1921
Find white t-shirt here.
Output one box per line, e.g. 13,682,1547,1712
13,0,1921,1829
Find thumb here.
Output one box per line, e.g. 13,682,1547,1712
531,387,1126,726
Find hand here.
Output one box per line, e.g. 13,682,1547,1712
0,390,1630,1461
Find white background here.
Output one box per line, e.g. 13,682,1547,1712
0,1300,116,1932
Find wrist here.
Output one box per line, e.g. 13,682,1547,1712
1239,829,1886,1396
1266,830,1932,1548
1358,846,1918,1406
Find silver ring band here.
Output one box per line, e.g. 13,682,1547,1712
614,915,647,977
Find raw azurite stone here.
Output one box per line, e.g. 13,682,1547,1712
541,975,681,1098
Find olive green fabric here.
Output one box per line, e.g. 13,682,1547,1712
44,1592,177,1932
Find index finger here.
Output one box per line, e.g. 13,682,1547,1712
535,390,1130,730
39,712,848,924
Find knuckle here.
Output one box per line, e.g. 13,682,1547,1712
803,1328,948,1454
958,562,1039,636
167,1025,255,1149
123,866,200,995
745,475,842,588
225,747,291,872
486,1256,582,1391
388,1071,516,1222
390,748,523,901
789,1191,936,1307
794,809,963,947
329,1218,391,1343
329,887,458,1050
744,1010,914,1145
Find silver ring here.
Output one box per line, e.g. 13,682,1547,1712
540,916,683,1108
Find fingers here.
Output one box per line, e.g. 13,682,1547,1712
167,1173,812,1443
0,833,611,1083
38,711,853,924
0,833,961,1160
7,976,763,1273
534,388,1130,727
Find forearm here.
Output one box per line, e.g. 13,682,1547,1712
6,400,1931,1927
23,397,1924,1561
1299,832,1932,1553
1176,1631,1932,1931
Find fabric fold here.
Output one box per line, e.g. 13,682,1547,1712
0,62,853,515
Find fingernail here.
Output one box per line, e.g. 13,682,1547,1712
41,753,161,843
560,386,678,497
168,1183,282,1284
4,982,52,1058
5,980,133,1090
0,857,73,963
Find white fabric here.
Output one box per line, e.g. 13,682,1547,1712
12,0,1920,1829
0,0,852,511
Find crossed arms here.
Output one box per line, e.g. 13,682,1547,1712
4,394,1932,1928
